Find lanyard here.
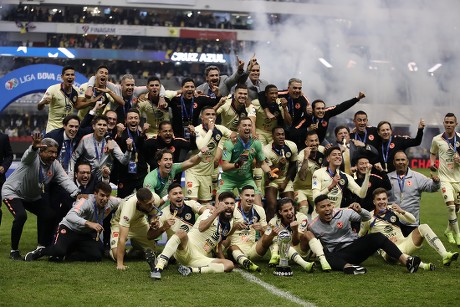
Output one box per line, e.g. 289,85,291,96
180,96,194,123
93,200,104,226
39,163,46,184
381,136,393,163
239,204,255,225
156,171,167,194
397,174,406,194
60,83,75,112
287,96,294,117
93,136,105,162
354,130,368,143
217,217,230,241
127,129,139,153
272,144,285,156
238,136,252,151
327,167,336,177
442,132,457,151
312,115,323,125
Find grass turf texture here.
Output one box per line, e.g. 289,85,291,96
1,169,460,306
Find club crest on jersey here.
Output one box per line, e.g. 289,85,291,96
390,216,397,223
185,213,192,220
339,179,346,186
187,181,193,188
336,222,343,229
285,152,292,158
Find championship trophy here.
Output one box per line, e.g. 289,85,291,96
273,229,293,276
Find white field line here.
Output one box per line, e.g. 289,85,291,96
234,269,316,307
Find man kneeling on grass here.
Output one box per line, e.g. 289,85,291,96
25,182,121,262
150,192,240,280
360,188,458,270
307,194,423,274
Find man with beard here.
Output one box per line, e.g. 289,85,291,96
38,66,85,132
219,117,274,208
238,56,270,100
257,198,317,271
312,146,371,210
263,127,298,221
196,60,245,97
143,147,207,207
110,188,161,270
213,84,257,133
77,65,124,120
2,133,79,260
359,188,458,270
350,110,379,147
293,131,325,216
151,192,237,279
388,151,440,236
306,91,366,145
169,78,221,140
70,115,132,182
137,76,171,138
308,194,422,274
225,186,266,272
430,113,460,245
24,182,121,262
143,121,196,171
113,108,149,198
186,106,234,205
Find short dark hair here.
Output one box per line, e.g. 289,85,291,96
372,187,388,199
264,84,278,93
181,77,195,87
76,161,91,173
168,182,182,193
92,115,108,126
312,99,325,109
126,108,140,116
200,105,215,116
147,76,161,84
235,84,248,91
158,120,173,131
272,126,285,135
62,114,80,126
218,191,236,202
334,125,350,137
445,113,457,121
306,130,318,138
204,65,220,76
377,120,392,131
276,198,294,218
314,194,329,205
237,116,252,127
156,148,173,162
61,65,75,75
354,110,368,120
240,185,255,194
94,181,112,194
96,65,109,74
136,188,153,202
325,146,341,157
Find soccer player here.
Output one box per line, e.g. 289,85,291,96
110,188,161,270
257,198,318,272
143,147,206,206
293,130,325,216
430,113,460,245
147,183,209,240
186,106,234,204
24,182,121,262
375,119,424,173
360,188,458,269
218,117,274,207
308,194,422,274
70,115,133,182
151,192,238,279
37,65,83,132
2,133,79,260
263,127,298,220
306,91,366,145
225,186,267,272
388,151,440,236
312,146,371,210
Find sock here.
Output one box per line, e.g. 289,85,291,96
232,249,249,266
288,248,309,270
212,168,219,198
298,205,309,215
308,238,325,259
269,242,279,258
253,168,263,193
447,205,460,235
10,249,19,253
197,263,225,273
418,224,448,258
155,234,181,270
420,261,431,270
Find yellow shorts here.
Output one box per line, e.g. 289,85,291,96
185,171,213,201
294,189,313,205
267,178,294,192
175,243,216,267
441,181,460,204
110,223,155,251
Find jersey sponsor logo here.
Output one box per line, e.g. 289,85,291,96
187,189,192,195
336,222,343,229
180,224,190,232
187,181,193,188
384,225,393,233
111,239,116,245
123,216,130,222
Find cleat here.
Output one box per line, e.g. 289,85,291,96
24,247,45,261
427,263,436,271
177,265,192,276
444,231,455,244
319,258,332,272
242,259,261,272
442,251,459,266
455,234,460,246
145,249,157,272
304,261,315,273
10,250,23,261
268,254,280,267
150,268,162,280
406,256,421,273
344,265,367,275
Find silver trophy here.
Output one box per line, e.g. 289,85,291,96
273,229,293,276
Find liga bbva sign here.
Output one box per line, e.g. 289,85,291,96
0,64,87,112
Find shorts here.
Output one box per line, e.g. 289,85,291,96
218,176,261,195
440,181,460,204
267,178,294,192
175,242,216,267
255,129,273,147
294,189,313,205
237,242,264,260
380,235,419,260
185,172,213,201
110,223,155,252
